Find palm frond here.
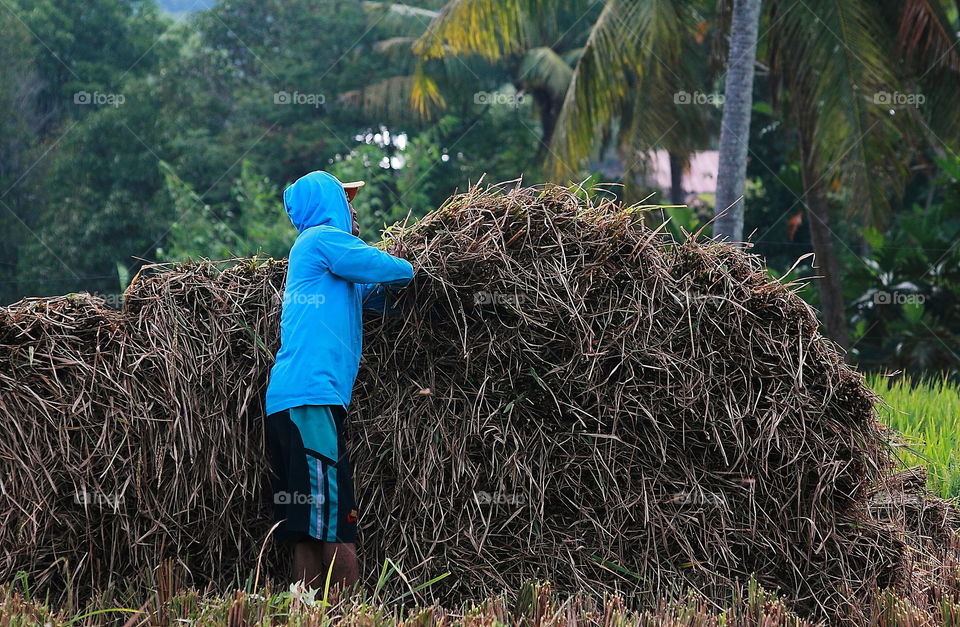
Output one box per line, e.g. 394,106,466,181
898,0,960,73
773,0,910,226
414,0,572,60
896,0,960,146
549,0,706,176
363,1,440,37
339,76,424,122
410,63,447,118
374,36,419,57
518,47,573,98
561,47,584,66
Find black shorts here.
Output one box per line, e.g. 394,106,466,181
265,405,358,544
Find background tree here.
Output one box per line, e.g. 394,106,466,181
713,0,762,242
413,0,716,201
2,0,959,376
0,9,43,304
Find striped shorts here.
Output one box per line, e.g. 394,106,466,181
265,405,358,543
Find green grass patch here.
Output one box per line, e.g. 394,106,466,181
869,373,960,500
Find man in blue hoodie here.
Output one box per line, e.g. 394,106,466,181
265,170,413,589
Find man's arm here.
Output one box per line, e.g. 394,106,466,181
316,228,414,286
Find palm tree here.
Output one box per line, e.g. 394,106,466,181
713,0,762,242
415,0,960,349
345,1,588,158
764,0,960,349
410,2,599,156
414,0,715,195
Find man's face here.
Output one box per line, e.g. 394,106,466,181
350,203,360,237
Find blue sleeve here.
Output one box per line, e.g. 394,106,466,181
315,228,414,286
358,283,392,312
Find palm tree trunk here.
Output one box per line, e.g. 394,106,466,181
668,152,685,205
713,0,762,242
533,88,560,157
798,129,851,351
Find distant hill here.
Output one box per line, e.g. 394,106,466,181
158,0,215,15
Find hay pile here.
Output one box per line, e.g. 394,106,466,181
0,185,952,621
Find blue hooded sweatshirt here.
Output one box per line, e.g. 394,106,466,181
265,171,413,415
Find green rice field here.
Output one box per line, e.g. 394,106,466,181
869,373,960,500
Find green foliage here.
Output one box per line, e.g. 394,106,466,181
771,0,911,228
177,0,397,187
15,78,177,298
848,160,960,375
329,109,540,241
1,0,541,302
158,161,294,261
0,8,41,304
11,0,171,128
870,373,960,500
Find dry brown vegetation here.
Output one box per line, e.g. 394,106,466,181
1,184,958,624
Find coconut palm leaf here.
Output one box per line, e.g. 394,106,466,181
518,46,574,98
375,36,422,57
340,76,421,121
410,63,448,117
413,0,710,175
898,0,960,73
894,0,960,147
770,0,909,227
363,1,440,37
549,0,707,176
414,0,574,59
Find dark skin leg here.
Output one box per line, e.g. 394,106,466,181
292,539,359,590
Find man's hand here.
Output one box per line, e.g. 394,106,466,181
386,241,410,261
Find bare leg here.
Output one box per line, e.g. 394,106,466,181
292,538,326,587
292,540,359,590
322,542,359,591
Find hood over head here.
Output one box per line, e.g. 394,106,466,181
283,171,352,233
